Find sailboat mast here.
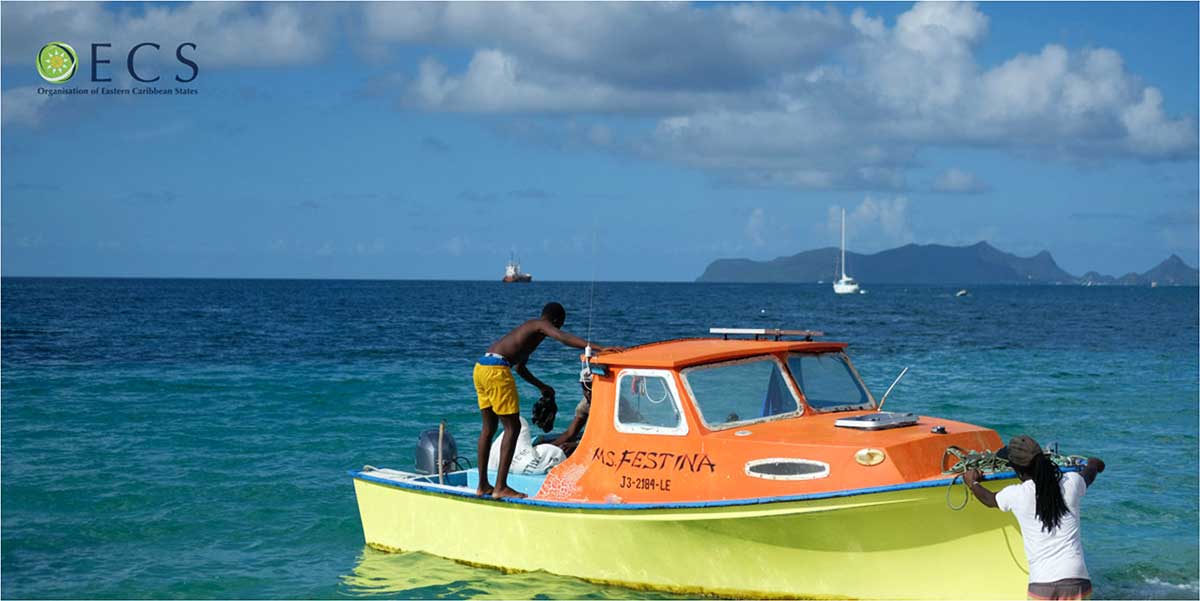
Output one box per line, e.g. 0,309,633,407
840,208,847,279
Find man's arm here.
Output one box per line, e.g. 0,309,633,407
538,322,590,349
963,469,999,508
552,415,586,447
514,363,553,397
1081,457,1105,487
536,320,625,353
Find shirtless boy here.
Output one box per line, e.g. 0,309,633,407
473,302,620,499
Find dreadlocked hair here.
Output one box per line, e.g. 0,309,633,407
1024,454,1070,533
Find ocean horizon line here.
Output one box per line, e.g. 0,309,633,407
2,275,1197,287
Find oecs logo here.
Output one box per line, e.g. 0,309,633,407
37,42,77,83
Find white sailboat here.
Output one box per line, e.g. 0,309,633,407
833,208,860,295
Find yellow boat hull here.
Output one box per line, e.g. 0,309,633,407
352,472,1028,600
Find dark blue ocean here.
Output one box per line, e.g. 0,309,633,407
2,278,1197,599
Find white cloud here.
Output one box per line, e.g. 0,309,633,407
406,50,597,113
364,1,1195,188
369,2,852,115
1121,88,1198,159
745,208,766,247
850,9,886,40
404,50,724,114
657,3,1193,188
1,86,52,126
893,1,988,57
932,168,989,193
827,197,914,251
1,2,339,68
365,2,848,95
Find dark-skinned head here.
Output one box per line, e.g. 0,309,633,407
542,302,566,328
999,434,1068,533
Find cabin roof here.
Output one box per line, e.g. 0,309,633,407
593,338,849,369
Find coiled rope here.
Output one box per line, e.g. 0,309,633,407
941,446,1087,510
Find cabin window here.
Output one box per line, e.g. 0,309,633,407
681,356,802,430
614,370,688,436
787,352,873,411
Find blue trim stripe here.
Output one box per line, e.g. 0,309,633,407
349,467,1075,511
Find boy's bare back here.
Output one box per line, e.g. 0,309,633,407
487,318,587,365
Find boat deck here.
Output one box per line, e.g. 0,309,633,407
355,468,549,497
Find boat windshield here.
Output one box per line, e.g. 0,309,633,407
787,352,874,411
681,356,801,429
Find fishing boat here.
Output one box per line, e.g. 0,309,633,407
503,254,532,283
350,328,1031,599
833,208,861,295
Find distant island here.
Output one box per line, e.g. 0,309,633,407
696,241,1199,286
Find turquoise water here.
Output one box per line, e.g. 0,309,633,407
2,278,1197,599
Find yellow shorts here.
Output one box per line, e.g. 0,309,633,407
473,363,520,416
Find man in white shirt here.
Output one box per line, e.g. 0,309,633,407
963,435,1105,600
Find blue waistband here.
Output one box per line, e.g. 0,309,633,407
478,353,510,367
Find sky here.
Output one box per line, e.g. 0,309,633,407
2,1,1197,281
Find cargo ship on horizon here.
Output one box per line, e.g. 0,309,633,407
503,255,532,283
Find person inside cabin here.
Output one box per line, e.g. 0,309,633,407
963,435,1106,601
550,375,593,455
474,302,621,499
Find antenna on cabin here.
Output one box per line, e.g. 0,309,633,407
586,227,597,346
877,367,910,411
582,223,599,387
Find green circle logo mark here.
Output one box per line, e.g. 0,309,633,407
37,42,77,83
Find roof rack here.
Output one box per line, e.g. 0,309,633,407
709,327,824,341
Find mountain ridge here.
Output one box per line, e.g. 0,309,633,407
696,241,1198,286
